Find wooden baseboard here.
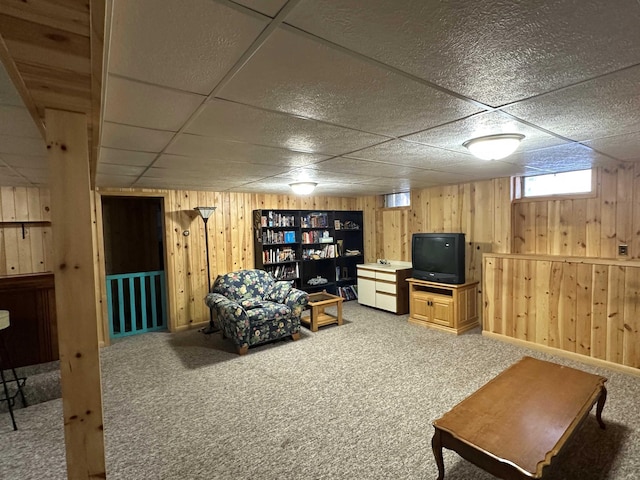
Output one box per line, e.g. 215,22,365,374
174,321,209,332
482,331,640,378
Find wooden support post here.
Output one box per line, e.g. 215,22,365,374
46,108,106,479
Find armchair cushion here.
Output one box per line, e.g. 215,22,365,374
240,298,264,310
265,280,293,303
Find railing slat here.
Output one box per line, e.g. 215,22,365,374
140,275,147,330
117,278,125,335
129,276,137,332
150,274,158,328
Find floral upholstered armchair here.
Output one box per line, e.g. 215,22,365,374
205,269,309,355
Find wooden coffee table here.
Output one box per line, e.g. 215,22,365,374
432,356,607,479
301,290,343,332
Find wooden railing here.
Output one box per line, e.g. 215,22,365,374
105,271,167,338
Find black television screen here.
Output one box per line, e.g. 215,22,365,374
412,233,465,284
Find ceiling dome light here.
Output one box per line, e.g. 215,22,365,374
463,133,525,160
289,181,317,195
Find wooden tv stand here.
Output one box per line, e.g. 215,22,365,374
407,278,479,334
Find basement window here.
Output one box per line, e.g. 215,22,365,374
518,169,594,199
384,192,410,208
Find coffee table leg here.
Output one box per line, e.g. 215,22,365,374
432,428,445,480
596,386,607,429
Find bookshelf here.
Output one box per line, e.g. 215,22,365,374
253,209,364,300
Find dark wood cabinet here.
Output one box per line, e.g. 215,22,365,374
0,273,58,368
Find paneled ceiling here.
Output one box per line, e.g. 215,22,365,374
1,0,639,196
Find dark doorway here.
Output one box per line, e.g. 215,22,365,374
102,197,167,338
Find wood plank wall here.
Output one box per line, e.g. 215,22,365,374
513,163,640,258
96,189,368,331
0,186,52,275
371,178,513,283
484,253,640,370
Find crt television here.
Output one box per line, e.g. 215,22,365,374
411,233,465,284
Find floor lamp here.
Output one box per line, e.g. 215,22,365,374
194,206,219,334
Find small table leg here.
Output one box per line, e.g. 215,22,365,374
432,428,445,480
596,386,607,429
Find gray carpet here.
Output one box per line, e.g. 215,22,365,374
1,302,639,479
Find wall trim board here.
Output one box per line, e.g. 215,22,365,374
482,331,640,378
483,252,640,268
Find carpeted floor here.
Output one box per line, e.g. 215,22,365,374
1,302,639,479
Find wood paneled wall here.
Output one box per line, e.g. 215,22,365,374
95,189,368,332
484,253,640,370
368,178,513,283
513,163,640,259
0,186,52,275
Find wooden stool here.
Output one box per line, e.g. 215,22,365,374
0,310,28,430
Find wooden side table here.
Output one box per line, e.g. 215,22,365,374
301,291,343,332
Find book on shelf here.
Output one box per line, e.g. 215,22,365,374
337,284,358,300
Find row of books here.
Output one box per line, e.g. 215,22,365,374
267,263,299,280
262,229,296,244
337,285,358,301
302,244,335,260
261,212,296,227
263,247,296,264
301,213,329,228
302,230,332,244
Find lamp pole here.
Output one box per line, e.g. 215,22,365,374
194,206,219,334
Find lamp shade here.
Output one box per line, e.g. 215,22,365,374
289,182,317,195
463,134,525,160
194,206,217,219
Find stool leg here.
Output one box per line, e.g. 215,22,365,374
0,367,17,431
10,365,27,408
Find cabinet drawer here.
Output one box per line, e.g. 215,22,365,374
357,268,376,279
376,292,397,312
375,271,397,282
376,281,396,294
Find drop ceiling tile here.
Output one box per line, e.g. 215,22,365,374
506,143,611,173
109,0,268,94
404,111,567,154
134,177,238,191
99,147,158,167
276,167,378,184
286,0,640,106
95,174,138,188
308,157,432,178
231,0,287,17
154,154,288,178
186,99,389,155
345,139,472,169
218,27,482,136
0,154,46,169
101,122,174,152
503,66,640,142
0,134,47,156
97,163,146,176
363,169,475,186
434,159,544,178
167,133,330,166
0,65,24,107
13,167,49,183
0,106,42,138
104,76,205,131
583,132,640,161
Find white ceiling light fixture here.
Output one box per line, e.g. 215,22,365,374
463,134,525,160
289,181,318,195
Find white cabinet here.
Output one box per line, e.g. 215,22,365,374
357,263,412,314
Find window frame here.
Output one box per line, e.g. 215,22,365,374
383,191,411,208
512,168,599,203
